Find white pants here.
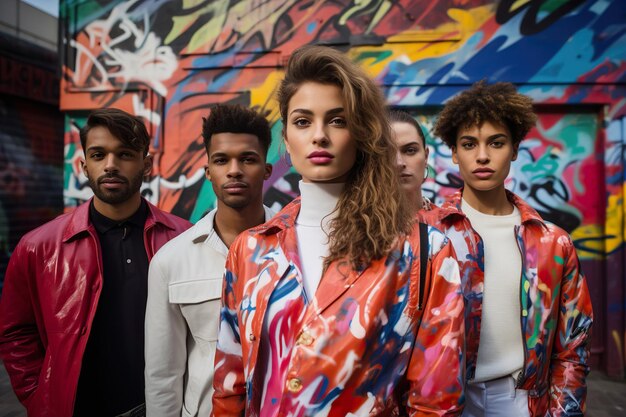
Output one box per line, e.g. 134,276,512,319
462,376,530,417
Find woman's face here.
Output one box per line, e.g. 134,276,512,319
392,121,429,198
284,82,357,183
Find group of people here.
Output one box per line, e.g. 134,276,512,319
0,45,593,417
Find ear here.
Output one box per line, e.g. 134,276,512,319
424,146,430,161
81,158,88,178
264,163,273,180
143,154,153,178
451,146,459,165
204,164,212,182
283,128,291,155
512,143,520,161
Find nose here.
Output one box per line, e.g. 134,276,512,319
312,123,330,147
476,144,490,164
226,159,243,178
104,154,119,173
396,151,405,170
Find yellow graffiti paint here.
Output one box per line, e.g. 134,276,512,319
510,0,532,13
249,70,284,124
605,193,625,254
349,5,495,77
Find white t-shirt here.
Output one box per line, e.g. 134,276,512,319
462,198,525,382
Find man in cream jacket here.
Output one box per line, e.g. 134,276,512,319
145,104,275,416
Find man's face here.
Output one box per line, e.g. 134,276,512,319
205,132,272,209
451,120,518,194
81,126,151,206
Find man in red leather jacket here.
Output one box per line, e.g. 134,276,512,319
0,108,191,417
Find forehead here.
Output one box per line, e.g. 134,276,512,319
288,82,344,112
391,121,422,146
457,120,511,139
208,132,263,154
85,125,126,149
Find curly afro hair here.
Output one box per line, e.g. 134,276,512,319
433,81,537,148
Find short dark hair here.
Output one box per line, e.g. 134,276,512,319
433,81,537,148
388,109,426,147
202,104,272,157
80,108,151,156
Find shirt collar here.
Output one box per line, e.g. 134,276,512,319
89,199,148,234
440,188,548,229
191,205,276,255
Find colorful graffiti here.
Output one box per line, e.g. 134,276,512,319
60,0,625,375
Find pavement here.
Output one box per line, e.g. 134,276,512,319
0,361,624,416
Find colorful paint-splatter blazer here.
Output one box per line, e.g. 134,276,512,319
212,198,466,416
420,190,593,417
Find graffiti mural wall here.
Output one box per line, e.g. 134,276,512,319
60,0,625,375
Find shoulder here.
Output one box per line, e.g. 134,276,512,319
17,211,75,249
147,202,192,234
530,220,575,251
410,222,449,258
151,221,202,264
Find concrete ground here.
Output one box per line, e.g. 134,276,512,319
0,361,624,416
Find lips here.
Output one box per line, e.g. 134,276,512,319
99,176,127,189
400,172,413,182
223,182,248,193
472,168,495,179
307,150,334,165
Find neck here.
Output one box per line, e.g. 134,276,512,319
298,181,344,228
411,189,423,213
462,185,513,215
93,194,142,221
214,200,266,248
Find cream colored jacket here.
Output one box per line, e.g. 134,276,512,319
145,206,274,417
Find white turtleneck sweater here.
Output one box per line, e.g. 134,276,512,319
295,181,343,300
461,198,524,382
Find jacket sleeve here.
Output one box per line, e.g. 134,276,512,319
548,235,593,416
406,231,465,416
211,238,246,417
0,240,45,405
145,251,187,417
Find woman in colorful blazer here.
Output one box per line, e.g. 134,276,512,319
211,45,466,416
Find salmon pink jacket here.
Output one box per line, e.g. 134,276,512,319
420,190,593,417
0,199,191,417
211,198,466,417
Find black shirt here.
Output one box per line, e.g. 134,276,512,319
73,200,149,417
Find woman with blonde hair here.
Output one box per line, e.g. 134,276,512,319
211,45,466,416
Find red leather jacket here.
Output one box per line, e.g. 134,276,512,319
0,199,191,417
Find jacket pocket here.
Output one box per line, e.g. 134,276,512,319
169,278,222,342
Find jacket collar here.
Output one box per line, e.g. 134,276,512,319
250,198,301,236
190,205,275,245
62,197,178,242
439,189,548,229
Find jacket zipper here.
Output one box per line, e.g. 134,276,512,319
514,224,528,388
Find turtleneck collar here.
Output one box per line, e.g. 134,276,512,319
296,180,344,231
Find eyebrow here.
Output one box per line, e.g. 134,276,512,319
289,107,345,117
400,141,422,148
86,145,137,152
458,133,508,141
210,150,261,158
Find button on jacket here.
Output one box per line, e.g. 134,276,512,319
212,198,466,417
145,206,274,417
420,190,593,417
0,199,191,417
